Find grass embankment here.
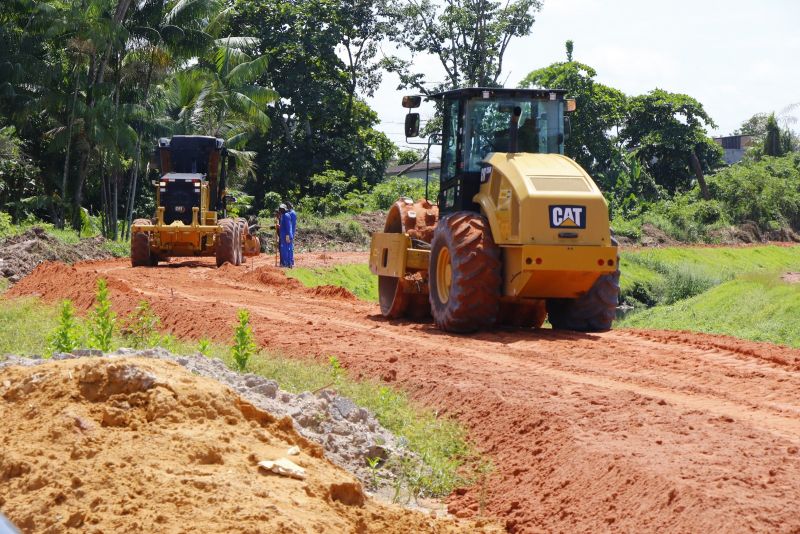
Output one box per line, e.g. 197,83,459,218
619,272,800,347
286,264,378,301
619,245,800,307
0,295,476,498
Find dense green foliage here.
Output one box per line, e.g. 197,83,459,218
520,42,723,201
612,154,800,242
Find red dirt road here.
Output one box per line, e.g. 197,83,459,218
8,255,800,533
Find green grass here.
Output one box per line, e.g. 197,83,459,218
619,272,800,347
0,298,60,356
619,245,800,307
286,264,378,302
0,295,476,497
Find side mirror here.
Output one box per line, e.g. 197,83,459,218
405,113,420,138
563,116,572,140
402,95,421,109
227,154,237,173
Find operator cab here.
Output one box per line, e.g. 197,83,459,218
403,88,575,215
152,136,229,224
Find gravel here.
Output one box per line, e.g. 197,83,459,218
0,348,418,491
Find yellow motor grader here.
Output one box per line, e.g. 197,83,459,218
131,136,260,267
369,88,619,332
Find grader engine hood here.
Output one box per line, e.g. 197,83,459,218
475,153,613,247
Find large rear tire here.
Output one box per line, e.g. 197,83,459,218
216,218,238,267
428,212,501,333
131,219,156,267
546,270,620,332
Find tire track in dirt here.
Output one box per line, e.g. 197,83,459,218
8,256,800,533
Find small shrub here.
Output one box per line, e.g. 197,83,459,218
0,212,12,238
231,309,257,371
121,300,161,349
660,267,719,304
197,338,212,356
48,300,81,355
88,279,115,352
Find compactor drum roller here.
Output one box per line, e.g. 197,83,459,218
370,88,619,333
130,136,260,267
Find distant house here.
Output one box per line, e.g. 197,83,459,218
713,135,755,165
384,160,440,181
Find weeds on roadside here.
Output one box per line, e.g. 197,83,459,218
197,338,212,356
231,309,257,371
365,456,381,490
88,279,115,352
47,300,81,355
121,300,161,349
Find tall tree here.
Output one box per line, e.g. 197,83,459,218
228,0,394,204
620,89,722,195
385,0,542,92
763,113,783,157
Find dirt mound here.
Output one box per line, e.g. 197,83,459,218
310,285,357,300
639,223,679,247
0,357,497,533
238,265,304,289
0,227,113,284
353,211,388,236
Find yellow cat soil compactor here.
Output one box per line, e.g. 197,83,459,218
369,88,619,333
131,136,260,267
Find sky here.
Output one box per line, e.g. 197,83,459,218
366,0,800,151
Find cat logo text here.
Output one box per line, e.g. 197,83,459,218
549,205,586,229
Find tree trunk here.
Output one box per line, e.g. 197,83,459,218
60,66,81,228
72,150,89,232
690,151,711,200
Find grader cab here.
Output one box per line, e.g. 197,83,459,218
130,135,260,267
369,88,619,332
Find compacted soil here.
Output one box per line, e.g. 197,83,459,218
7,254,800,533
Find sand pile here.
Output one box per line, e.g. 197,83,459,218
0,357,498,533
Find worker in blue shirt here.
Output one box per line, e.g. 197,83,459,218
285,201,297,267
278,204,292,267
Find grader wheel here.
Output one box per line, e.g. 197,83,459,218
131,219,157,267
378,198,438,319
216,218,239,267
428,212,501,333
